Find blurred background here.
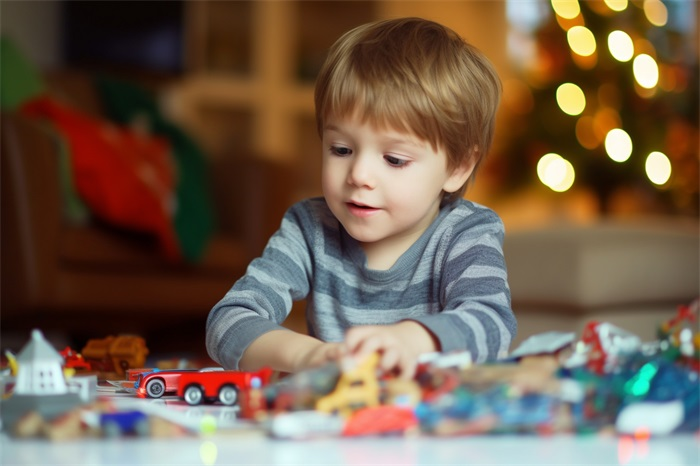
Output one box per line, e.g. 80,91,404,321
1,1,698,357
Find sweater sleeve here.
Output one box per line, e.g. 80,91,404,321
411,209,516,362
205,203,315,369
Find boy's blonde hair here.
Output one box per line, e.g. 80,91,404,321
315,17,502,202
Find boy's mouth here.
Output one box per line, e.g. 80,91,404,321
348,201,373,209
346,201,380,217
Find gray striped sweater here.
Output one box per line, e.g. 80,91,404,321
206,197,516,370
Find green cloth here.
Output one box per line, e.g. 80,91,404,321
95,76,215,263
0,36,44,110
55,129,91,224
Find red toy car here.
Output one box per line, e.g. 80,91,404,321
177,367,273,406
135,369,198,398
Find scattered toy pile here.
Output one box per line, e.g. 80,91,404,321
1,300,697,440
251,299,699,439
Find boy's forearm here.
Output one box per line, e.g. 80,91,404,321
396,320,440,354
238,329,327,373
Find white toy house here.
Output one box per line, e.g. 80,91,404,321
14,329,68,395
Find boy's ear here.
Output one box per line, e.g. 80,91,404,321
443,150,477,194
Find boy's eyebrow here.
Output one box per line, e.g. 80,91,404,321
323,124,342,133
324,124,424,148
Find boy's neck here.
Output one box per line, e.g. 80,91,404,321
360,225,430,271
362,240,412,271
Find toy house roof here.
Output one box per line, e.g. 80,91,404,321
17,329,63,364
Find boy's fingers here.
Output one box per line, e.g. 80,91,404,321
343,326,373,353
379,347,400,372
352,335,384,359
398,354,417,380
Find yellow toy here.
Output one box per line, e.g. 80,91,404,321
315,353,380,418
5,350,18,376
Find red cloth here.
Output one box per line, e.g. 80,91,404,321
22,96,181,261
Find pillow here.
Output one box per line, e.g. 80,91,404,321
95,76,215,263
21,96,181,261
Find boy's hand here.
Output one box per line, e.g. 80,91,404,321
343,321,438,380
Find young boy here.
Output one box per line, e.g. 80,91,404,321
206,17,516,379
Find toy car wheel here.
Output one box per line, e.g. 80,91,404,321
146,378,166,398
184,385,204,406
218,385,239,406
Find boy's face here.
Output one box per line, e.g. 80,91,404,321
321,115,470,268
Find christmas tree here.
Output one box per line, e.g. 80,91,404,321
496,0,698,216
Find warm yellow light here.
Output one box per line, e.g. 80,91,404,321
645,151,672,185
556,83,586,116
537,153,576,192
537,153,562,181
604,0,628,12
608,30,634,62
633,54,659,89
551,0,581,20
605,128,633,162
567,26,597,57
644,0,668,27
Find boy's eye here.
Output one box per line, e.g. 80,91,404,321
385,155,408,168
330,145,352,156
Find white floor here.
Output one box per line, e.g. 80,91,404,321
3,431,699,466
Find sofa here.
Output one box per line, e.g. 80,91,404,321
504,216,699,345
1,69,300,354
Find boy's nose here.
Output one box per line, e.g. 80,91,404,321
347,155,375,188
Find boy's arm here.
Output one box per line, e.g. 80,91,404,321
206,202,319,370
239,329,343,373
412,214,516,363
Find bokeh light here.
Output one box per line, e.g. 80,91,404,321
556,83,586,115
605,128,633,162
643,0,668,26
604,0,628,12
551,0,580,20
537,153,576,192
567,26,597,57
608,30,634,62
633,54,659,89
645,151,672,185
